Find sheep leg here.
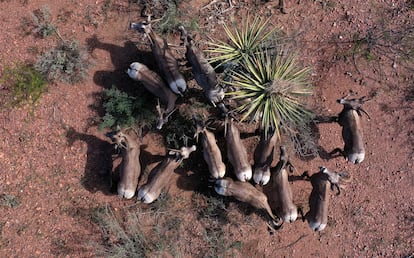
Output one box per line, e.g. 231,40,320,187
268,218,284,231
287,161,295,173
330,182,341,195
300,171,311,180
298,206,306,222
278,0,287,14
329,148,344,158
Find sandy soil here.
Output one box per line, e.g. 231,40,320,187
0,0,413,257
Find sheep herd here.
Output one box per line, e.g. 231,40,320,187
105,18,370,233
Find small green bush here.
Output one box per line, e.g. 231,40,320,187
31,5,56,38
162,111,195,149
142,0,196,35
158,2,181,34
35,40,90,84
93,201,182,257
99,86,156,130
0,63,47,109
191,192,243,257
0,194,21,208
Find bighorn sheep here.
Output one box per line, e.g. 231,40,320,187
225,117,252,182
253,129,278,185
130,20,187,96
303,167,351,231
178,26,227,113
105,128,141,199
270,146,299,223
137,145,196,203
127,62,177,129
214,177,282,229
194,117,226,179
331,95,370,164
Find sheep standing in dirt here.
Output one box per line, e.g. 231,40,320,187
127,61,178,129
193,117,226,179
106,128,141,199
137,145,196,204
131,20,187,96
178,25,227,114
331,95,370,164
253,130,278,185
269,146,299,224
225,117,252,182
303,167,351,231
214,177,283,229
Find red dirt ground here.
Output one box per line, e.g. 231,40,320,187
0,0,413,257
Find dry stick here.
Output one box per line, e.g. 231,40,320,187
221,0,235,14
201,0,221,10
277,234,308,250
54,28,65,42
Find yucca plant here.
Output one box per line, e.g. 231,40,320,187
226,49,314,138
207,16,277,67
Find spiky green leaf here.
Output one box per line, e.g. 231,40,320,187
228,49,313,137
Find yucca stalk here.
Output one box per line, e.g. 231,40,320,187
226,49,313,138
207,16,277,67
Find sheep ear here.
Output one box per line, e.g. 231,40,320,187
359,108,371,120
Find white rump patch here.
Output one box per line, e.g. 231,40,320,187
127,62,143,81
118,187,135,199
309,221,327,231
214,185,227,196
237,168,252,182
214,179,229,196
253,168,270,185
216,168,226,179
169,79,187,95
137,188,156,204
210,163,226,179
347,152,365,164
283,209,298,223
207,88,224,103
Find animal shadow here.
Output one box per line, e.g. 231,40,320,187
305,114,339,161
136,146,165,188
86,34,155,92
174,143,207,192
65,127,114,195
